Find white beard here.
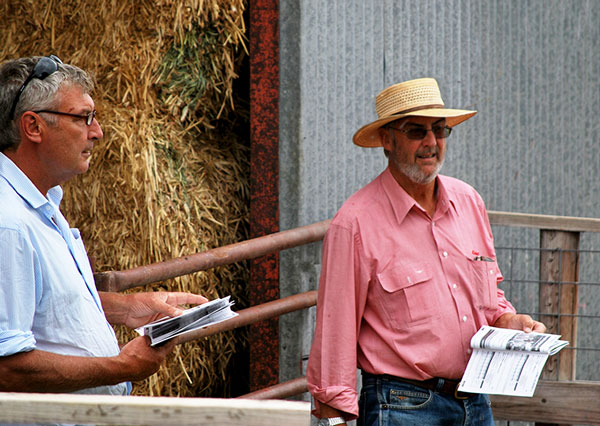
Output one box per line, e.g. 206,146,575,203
394,155,444,184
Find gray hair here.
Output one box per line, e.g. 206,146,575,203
0,56,94,152
382,118,408,158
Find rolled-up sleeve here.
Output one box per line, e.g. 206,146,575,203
0,227,39,356
307,222,369,420
494,282,517,323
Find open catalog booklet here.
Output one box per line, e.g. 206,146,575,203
458,325,568,397
136,296,238,347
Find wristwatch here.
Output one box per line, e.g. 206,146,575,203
317,417,345,426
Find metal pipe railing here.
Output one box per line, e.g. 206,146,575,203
238,377,308,400
94,220,331,292
172,290,317,345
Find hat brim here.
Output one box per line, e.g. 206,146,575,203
352,108,477,147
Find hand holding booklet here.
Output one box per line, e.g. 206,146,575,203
136,296,238,346
458,325,568,397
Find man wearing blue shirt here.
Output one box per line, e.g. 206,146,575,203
0,55,207,394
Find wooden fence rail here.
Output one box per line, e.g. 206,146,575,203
491,380,600,425
0,392,310,426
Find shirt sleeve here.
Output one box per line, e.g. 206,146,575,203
493,276,517,322
306,222,370,420
0,227,39,356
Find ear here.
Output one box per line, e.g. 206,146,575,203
378,126,393,151
19,112,44,144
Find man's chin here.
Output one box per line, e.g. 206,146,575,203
400,166,440,185
413,173,437,185
78,159,92,174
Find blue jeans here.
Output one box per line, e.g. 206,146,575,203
358,374,494,426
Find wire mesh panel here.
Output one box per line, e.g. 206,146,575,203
494,227,600,383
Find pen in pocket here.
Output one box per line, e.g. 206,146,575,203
473,256,494,262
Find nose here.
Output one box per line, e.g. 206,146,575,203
88,117,103,140
421,128,437,146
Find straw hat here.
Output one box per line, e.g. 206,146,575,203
353,78,477,147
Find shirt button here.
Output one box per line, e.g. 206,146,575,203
489,269,495,275
442,251,448,257
462,315,468,322
452,284,458,289
467,348,472,354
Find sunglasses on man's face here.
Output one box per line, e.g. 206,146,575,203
389,124,452,140
9,55,63,120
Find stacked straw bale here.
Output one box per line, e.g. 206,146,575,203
1,0,249,397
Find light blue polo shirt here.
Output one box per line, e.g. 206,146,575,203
0,152,127,396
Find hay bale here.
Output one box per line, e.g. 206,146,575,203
1,0,249,397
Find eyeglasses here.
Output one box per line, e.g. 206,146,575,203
9,55,63,120
388,124,452,140
34,110,97,126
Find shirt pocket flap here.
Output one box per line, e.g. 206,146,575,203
377,263,433,293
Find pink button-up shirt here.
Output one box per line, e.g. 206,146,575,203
306,168,516,419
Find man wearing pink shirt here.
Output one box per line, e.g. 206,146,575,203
306,78,546,426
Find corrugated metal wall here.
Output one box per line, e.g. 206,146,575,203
279,0,600,391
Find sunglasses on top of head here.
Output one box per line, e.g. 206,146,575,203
9,55,63,120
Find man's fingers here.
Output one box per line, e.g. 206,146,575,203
531,321,547,333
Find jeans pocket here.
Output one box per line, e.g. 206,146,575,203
388,388,432,409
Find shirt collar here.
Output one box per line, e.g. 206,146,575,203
434,177,458,218
380,167,458,223
0,152,63,210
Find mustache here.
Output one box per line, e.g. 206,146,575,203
415,146,440,156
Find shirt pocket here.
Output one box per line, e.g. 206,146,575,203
468,257,498,312
376,263,440,330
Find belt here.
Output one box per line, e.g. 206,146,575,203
362,372,475,400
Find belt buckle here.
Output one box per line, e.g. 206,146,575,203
454,384,469,400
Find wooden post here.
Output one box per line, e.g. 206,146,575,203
537,230,580,426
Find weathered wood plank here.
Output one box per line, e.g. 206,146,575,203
539,230,579,382
0,393,310,426
491,381,600,425
488,211,600,233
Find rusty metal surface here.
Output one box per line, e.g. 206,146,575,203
238,376,308,400
94,220,330,292
172,291,317,345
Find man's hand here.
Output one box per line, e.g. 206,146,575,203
114,335,176,382
493,313,546,333
100,291,208,328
